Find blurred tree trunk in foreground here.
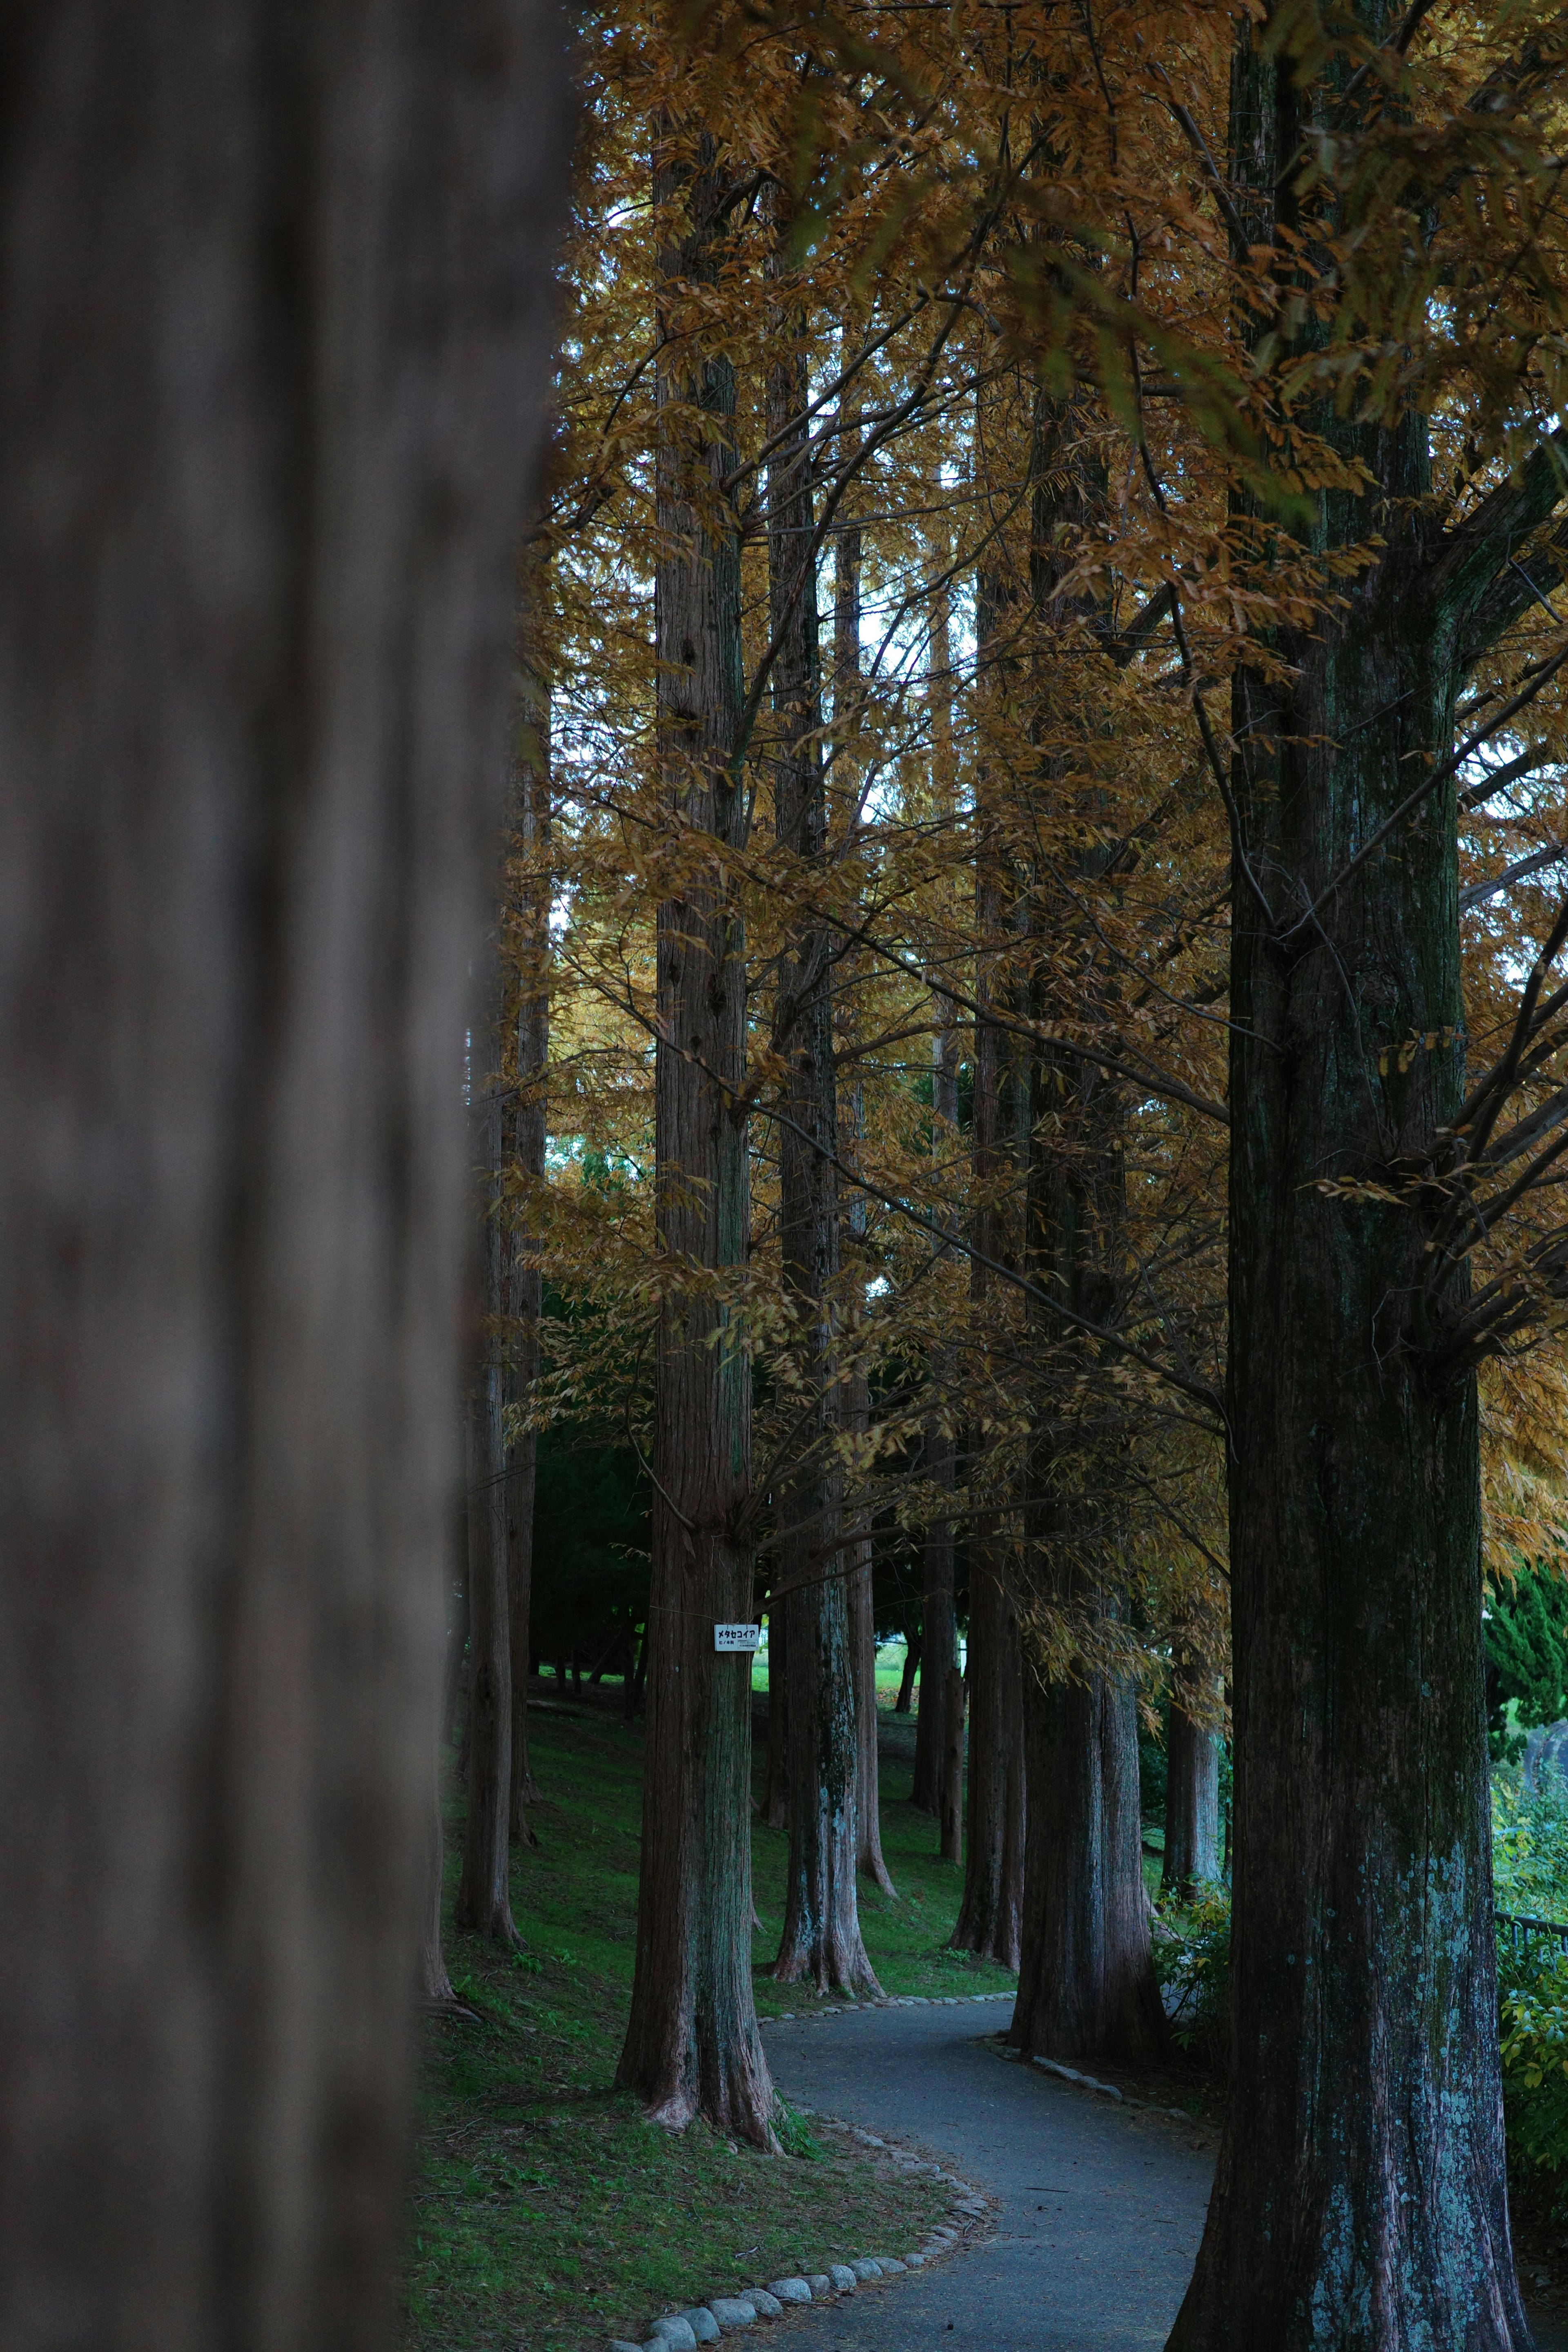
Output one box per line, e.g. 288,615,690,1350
0,4,570,2344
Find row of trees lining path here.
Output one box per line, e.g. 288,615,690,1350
467,9,1568,2352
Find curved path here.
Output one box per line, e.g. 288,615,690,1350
762,1996,1566,2352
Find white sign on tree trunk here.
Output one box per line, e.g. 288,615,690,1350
713,1623,762,1653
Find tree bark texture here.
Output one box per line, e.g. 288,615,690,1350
455,935,518,1943
1169,17,1543,2343
1162,1659,1220,1902
0,7,570,2344
765,294,878,1996
506,644,550,1834
616,122,774,2144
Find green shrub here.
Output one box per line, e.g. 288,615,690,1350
1152,1883,1231,2067
1147,1784,1568,2221
1499,1949,1568,2226
1493,1769,1568,1922
1486,1567,1568,1765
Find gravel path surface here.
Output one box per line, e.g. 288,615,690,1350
762,1994,1567,2352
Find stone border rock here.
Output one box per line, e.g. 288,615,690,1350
607,2117,994,2352
1020,2049,1197,2126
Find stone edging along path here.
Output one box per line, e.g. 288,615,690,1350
605,1996,1001,2352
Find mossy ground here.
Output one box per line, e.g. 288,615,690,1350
401,1688,1009,2352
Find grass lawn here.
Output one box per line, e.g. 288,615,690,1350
401,1689,1008,2352
750,1637,938,1711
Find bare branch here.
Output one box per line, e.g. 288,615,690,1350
1459,837,1568,912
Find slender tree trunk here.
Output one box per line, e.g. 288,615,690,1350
952,1531,1023,1963
1162,1646,1220,1902
506,635,550,1835
895,1632,920,1714
766,253,878,1996
1171,20,1535,2338
912,982,960,1819
832,339,895,1900
616,118,774,2143
455,1000,518,1939
421,1742,457,2007
912,554,961,1820
953,735,1024,1960
846,1476,896,1894
913,1411,957,1811
0,7,569,2341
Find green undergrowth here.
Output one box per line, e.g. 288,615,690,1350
1494,1768,1568,2240
401,1698,997,2352
1147,1764,1568,2245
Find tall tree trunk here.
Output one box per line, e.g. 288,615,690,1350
912,1017,960,1815
1012,1657,1167,2064
953,716,1024,1961
506,630,550,1836
846,1445,897,1894
766,257,878,1996
832,330,895,1900
1009,377,1167,2070
0,6,569,2341
952,1532,1023,1964
1162,1646,1220,1902
616,119,774,2143
1170,16,1542,2339
454,963,518,1941
1009,1075,1166,2065
911,551,960,1820
912,1371,957,1813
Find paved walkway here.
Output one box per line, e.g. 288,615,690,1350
763,1996,1566,2352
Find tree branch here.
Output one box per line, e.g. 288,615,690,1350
1460,837,1568,912
1430,428,1568,645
